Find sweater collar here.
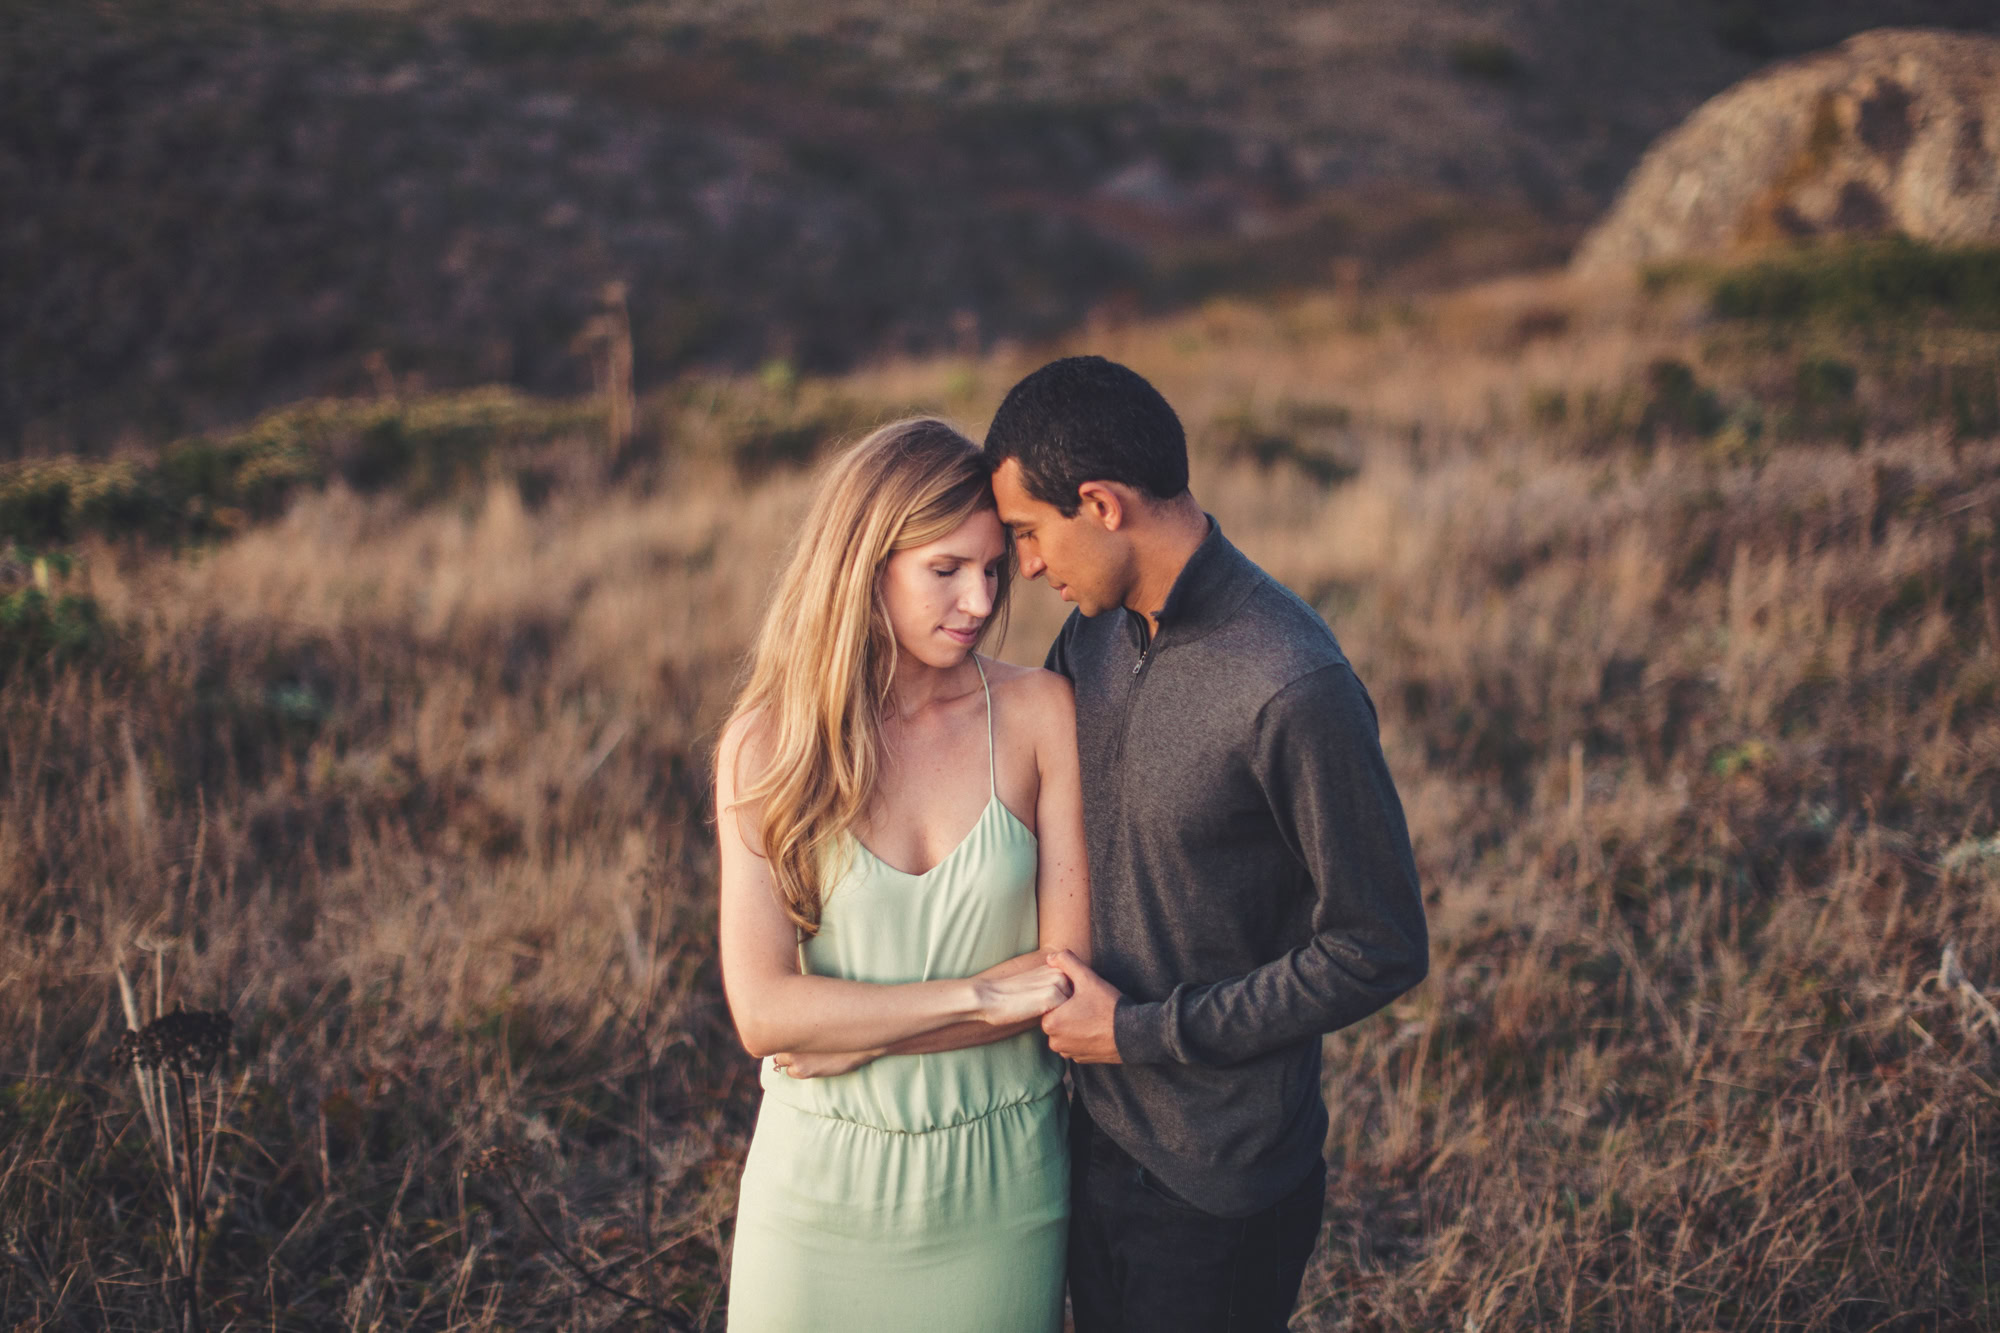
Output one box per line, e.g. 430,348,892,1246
1124,515,1258,646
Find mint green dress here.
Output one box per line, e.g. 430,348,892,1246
727,661,1068,1332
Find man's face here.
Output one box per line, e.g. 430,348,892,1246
990,459,1130,617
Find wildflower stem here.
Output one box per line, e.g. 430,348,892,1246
173,1065,205,1333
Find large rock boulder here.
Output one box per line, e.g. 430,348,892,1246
1574,29,2000,274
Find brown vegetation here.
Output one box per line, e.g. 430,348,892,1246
5,247,2000,1327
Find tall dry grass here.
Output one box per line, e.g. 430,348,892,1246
4,261,2000,1328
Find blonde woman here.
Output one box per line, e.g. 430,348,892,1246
715,418,1089,1332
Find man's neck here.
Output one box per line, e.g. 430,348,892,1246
1123,497,1210,632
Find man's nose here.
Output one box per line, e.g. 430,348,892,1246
1018,550,1046,580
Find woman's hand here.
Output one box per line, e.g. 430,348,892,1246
770,1048,883,1079
972,963,1074,1026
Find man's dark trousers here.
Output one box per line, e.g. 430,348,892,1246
1067,1094,1325,1333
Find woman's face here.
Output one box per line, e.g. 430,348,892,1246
879,508,1008,672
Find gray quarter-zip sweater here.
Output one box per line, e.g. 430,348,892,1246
1046,518,1428,1217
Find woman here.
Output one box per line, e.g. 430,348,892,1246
715,417,1090,1332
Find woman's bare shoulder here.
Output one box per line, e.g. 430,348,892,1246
982,655,1070,696
982,657,1075,738
716,705,778,795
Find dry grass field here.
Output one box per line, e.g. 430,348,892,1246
6,243,2000,1329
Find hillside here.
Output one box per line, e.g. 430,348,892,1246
9,0,2000,452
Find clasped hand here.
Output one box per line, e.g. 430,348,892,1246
972,961,1074,1025
1040,949,1123,1064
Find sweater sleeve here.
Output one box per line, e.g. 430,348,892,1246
1113,661,1429,1066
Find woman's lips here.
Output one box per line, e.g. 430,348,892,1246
941,625,979,645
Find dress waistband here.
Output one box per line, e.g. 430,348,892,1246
761,1083,1063,1138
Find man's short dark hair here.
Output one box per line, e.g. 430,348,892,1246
982,356,1188,517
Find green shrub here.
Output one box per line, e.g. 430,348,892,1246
0,585,107,679
663,375,887,479
1773,356,1865,448
1794,357,1857,407
235,388,593,499
0,459,162,546
1640,359,1726,441
1705,238,2000,326
0,389,602,548
0,461,84,547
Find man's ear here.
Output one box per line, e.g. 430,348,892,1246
1075,481,1126,532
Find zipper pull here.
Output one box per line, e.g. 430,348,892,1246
1131,651,1146,676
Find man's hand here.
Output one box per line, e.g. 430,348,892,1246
1042,949,1124,1064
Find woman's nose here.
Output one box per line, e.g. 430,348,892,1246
961,575,994,618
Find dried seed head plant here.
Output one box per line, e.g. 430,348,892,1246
113,1008,232,1075
113,1002,235,1333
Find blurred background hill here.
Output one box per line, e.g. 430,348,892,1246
9,0,2000,452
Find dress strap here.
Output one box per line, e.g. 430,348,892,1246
973,655,996,800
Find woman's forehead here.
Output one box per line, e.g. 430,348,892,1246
909,508,1006,558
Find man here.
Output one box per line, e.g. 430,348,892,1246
983,356,1429,1333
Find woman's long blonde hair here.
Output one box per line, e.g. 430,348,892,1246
722,418,1011,934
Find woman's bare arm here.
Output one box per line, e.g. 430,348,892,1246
851,950,1051,1060
773,670,1091,1076
1028,670,1091,962
718,711,1072,1058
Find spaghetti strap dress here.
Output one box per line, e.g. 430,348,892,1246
725,658,1068,1333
